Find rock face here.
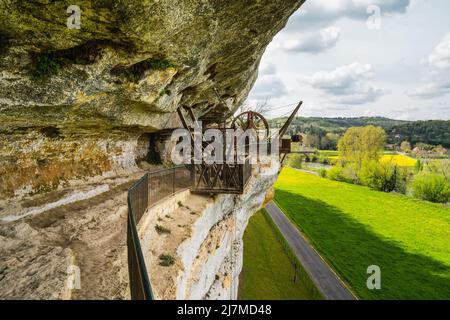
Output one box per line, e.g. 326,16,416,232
0,175,138,299
0,0,304,197
0,0,304,300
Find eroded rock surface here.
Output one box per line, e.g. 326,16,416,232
0,0,304,196
139,159,279,299
0,174,141,299
0,0,304,299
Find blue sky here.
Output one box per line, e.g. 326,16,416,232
247,0,450,120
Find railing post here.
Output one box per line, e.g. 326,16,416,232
173,167,175,194
148,172,151,205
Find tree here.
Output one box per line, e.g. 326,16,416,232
238,100,271,116
337,125,386,168
400,141,411,153
433,145,448,156
304,134,320,149
324,133,340,150
288,154,303,169
319,133,340,150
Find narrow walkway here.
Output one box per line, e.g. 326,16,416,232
265,202,356,300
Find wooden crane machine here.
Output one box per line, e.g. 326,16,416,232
176,101,302,194
277,101,303,164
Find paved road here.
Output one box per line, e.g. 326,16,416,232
266,202,356,300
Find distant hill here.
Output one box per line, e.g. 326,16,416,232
269,117,450,148
387,120,450,147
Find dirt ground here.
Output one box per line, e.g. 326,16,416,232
0,173,144,299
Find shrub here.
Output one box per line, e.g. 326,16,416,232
327,165,354,183
343,164,359,183
121,58,175,82
426,160,449,178
318,156,330,165
31,54,65,82
411,172,449,203
394,167,412,194
288,154,303,169
327,165,344,181
144,59,174,70
319,168,327,178
359,160,396,192
414,159,424,174
329,157,338,165
159,254,175,266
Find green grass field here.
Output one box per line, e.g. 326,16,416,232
274,168,450,299
238,210,322,300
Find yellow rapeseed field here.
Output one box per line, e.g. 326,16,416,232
324,152,417,167
380,154,417,167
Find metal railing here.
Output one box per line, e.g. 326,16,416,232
127,166,191,300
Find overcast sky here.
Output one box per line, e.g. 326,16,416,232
247,0,450,120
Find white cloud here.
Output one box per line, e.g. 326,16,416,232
428,32,450,69
259,62,276,75
247,0,450,120
336,86,386,105
407,82,450,99
387,106,420,119
409,32,450,99
309,62,373,92
397,106,419,113
288,0,411,31
249,63,287,101
282,27,340,54
307,63,386,104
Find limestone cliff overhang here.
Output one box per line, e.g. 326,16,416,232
0,0,305,198
0,0,306,131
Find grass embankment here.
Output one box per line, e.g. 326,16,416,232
238,210,322,300
274,168,450,299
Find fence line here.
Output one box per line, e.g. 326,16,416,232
127,166,191,300
127,173,152,300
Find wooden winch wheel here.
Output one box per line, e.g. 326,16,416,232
231,111,269,137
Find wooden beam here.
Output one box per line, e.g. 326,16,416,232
279,101,303,137
281,153,288,165
177,107,190,131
